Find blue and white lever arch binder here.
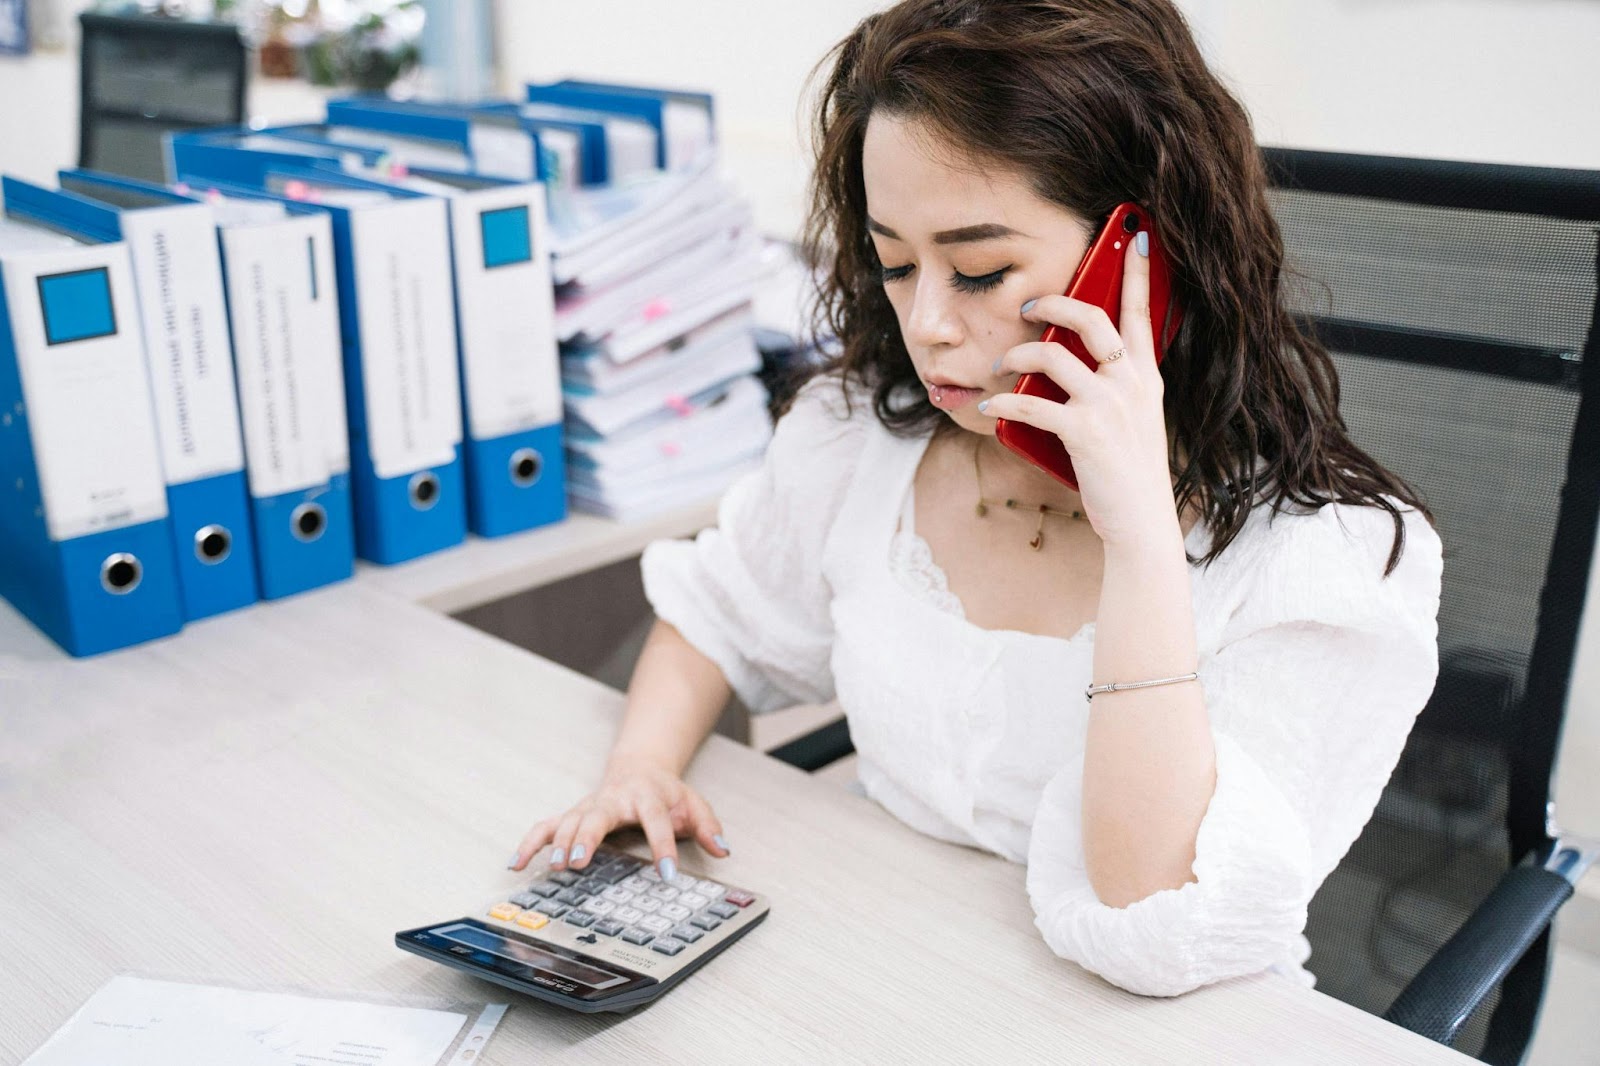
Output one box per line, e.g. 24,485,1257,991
205,188,357,599
524,81,714,171
321,98,548,184
4,171,260,621
171,164,467,565
0,214,184,656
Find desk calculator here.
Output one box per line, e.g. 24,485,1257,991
397,845,770,1013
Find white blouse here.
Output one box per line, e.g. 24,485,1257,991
640,373,1444,997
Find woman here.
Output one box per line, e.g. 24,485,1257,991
510,0,1443,997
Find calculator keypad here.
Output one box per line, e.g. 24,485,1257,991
481,846,764,976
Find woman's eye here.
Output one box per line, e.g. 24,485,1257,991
951,267,1011,293
880,263,913,284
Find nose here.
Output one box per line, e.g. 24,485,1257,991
902,272,963,350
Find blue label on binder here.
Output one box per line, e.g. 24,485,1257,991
37,268,117,345
479,205,532,269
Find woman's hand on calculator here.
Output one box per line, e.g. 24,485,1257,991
508,755,731,881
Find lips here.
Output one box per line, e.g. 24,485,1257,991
925,379,985,411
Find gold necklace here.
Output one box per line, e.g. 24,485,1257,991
973,439,1086,551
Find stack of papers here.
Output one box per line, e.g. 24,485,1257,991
551,156,771,521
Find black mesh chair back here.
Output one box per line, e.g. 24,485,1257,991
1265,148,1600,1063
78,12,246,184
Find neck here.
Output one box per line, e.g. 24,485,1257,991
971,431,1086,512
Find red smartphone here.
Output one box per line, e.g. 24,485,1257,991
994,202,1183,489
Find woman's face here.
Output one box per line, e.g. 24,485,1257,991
862,111,1094,437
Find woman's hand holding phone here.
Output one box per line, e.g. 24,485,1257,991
977,230,1182,551
508,753,731,881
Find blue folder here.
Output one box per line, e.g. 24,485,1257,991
0,211,184,655
3,172,261,621
167,162,468,566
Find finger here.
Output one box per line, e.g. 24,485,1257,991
1021,295,1123,364
636,793,681,880
568,805,617,870
510,817,558,871
548,810,585,869
996,340,1100,398
683,789,730,857
1119,230,1156,368
976,389,1078,444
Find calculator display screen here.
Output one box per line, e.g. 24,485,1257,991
433,923,631,991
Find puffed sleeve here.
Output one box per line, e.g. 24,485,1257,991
1025,499,1444,996
639,373,867,714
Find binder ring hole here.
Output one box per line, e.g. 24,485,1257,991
291,502,327,542
195,524,232,564
100,553,142,595
409,471,441,510
509,448,542,488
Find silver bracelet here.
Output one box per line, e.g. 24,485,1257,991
1084,671,1199,701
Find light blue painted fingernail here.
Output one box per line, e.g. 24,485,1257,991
1020,298,1038,315
991,357,1002,374
977,399,989,414
569,843,587,865
549,846,565,866
1135,230,1149,257
659,856,677,882
713,833,730,853
507,851,521,869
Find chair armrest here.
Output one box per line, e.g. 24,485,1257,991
1383,840,1596,1046
765,716,854,772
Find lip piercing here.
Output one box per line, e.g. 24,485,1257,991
931,384,945,404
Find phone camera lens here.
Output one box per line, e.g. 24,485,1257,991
1122,213,1140,234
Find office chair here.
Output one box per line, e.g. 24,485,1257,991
768,148,1600,1064
78,11,247,184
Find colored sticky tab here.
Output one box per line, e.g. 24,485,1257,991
664,394,693,417
659,441,682,457
641,296,671,321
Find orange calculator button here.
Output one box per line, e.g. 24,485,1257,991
488,902,522,921
514,911,550,931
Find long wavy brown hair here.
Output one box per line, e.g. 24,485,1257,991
795,0,1433,575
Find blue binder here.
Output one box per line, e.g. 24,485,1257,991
320,99,552,183
56,170,355,601
0,212,184,656
4,172,260,621
525,80,715,170
168,164,467,566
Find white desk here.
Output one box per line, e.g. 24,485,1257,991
0,508,1470,1063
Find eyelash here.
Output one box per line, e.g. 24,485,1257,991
879,264,1011,294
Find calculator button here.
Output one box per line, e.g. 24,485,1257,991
670,924,705,944
694,880,726,899
576,878,609,895
647,884,679,901
526,881,562,898
690,913,723,931
581,898,617,916
602,886,635,904
706,901,739,920
591,863,632,884
534,899,570,917
515,912,550,931
564,910,597,927
633,897,662,914
487,902,522,921
614,906,645,924
677,892,708,910
639,867,661,883
621,928,655,946
509,892,542,909
640,915,674,934
592,919,627,937
547,870,581,886
723,889,756,907
651,937,686,956
556,888,589,906
621,876,652,892
659,903,692,922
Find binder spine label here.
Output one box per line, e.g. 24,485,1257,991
2,249,169,540
350,202,462,479
119,205,247,485
301,218,351,476
221,220,333,498
451,185,562,440
468,125,537,182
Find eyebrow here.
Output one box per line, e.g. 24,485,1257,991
866,218,1027,245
